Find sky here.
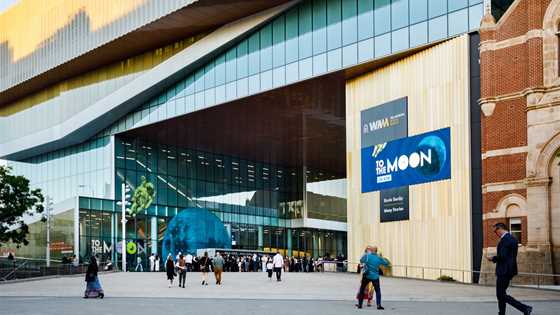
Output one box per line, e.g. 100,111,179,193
0,0,18,14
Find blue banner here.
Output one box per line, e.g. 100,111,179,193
361,127,451,192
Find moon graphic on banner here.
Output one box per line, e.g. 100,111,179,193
417,135,447,176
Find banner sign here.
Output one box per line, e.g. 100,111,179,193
380,187,409,222
361,127,451,192
361,97,408,148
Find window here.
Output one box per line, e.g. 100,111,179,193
509,218,522,243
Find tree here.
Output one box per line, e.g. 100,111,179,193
129,176,155,217
0,165,45,247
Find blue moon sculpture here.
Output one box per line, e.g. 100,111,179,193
162,208,231,259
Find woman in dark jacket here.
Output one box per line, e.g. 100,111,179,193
166,254,175,287
200,252,210,285
84,256,104,298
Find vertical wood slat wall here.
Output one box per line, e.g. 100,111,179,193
345,35,473,282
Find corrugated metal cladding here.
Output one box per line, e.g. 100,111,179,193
0,0,197,93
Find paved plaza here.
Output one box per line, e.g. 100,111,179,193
1,272,560,314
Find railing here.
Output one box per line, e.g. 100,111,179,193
340,261,560,290
0,257,88,282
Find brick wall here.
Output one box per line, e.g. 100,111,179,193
479,0,551,254
482,189,527,214
482,153,527,183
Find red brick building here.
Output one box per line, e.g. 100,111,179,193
480,0,560,280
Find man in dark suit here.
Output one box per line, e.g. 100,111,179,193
486,223,532,315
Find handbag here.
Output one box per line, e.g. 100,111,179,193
85,272,95,282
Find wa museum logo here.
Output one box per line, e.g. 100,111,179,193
362,112,406,135
361,128,451,192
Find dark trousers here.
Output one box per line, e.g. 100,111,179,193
496,276,530,315
267,269,273,278
178,270,186,287
357,275,381,307
274,267,282,281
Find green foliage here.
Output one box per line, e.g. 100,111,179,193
437,275,456,282
0,166,45,247
129,176,155,217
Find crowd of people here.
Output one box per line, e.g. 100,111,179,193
82,223,533,315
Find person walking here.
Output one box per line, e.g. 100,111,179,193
149,253,155,272
272,251,284,282
166,254,176,288
261,255,267,273
486,223,533,315
155,254,160,272
200,252,210,285
213,252,225,285
185,252,193,272
266,257,274,280
84,256,104,298
135,256,144,272
176,254,187,288
356,246,389,310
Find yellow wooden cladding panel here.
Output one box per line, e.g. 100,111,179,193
345,35,473,282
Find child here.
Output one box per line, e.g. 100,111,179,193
356,281,374,307
266,258,274,280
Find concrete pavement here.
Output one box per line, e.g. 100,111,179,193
1,272,559,314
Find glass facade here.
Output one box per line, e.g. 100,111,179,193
8,136,113,203
77,197,347,270
106,135,347,268
99,0,484,138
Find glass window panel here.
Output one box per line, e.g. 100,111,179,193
195,68,204,92
375,0,391,35
226,82,236,101
469,0,482,4
410,21,428,47
299,57,313,80
326,0,342,50
285,7,299,64
272,16,286,68
410,0,428,24
428,0,446,18
226,48,237,83
204,62,215,89
341,0,357,45
248,33,260,75
428,15,447,42
215,84,226,104
248,74,260,95
236,40,248,79
237,77,248,97
391,27,409,52
448,8,468,36
327,48,342,71
469,4,483,30
185,75,195,95
312,53,327,75
299,2,313,59
260,24,273,71
358,38,374,63
273,67,285,88
375,33,391,57
313,0,327,55
357,0,374,41
286,62,299,83
449,0,468,11
391,0,408,30
204,89,215,107
261,70,273,91
342,43,357,67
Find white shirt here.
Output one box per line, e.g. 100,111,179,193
273,254,283,268
185,254,193,264
149,255,155,263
